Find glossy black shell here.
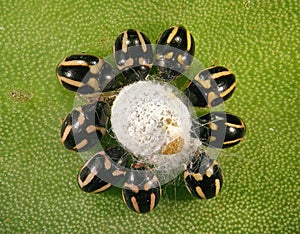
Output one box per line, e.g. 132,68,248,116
184,152,223,199
197,112,246,148
184,66,236,107
56,54,119,94
122,163,161,213
77,146,128,193
114,29,153,82
60,101,110,152
155,25,195,81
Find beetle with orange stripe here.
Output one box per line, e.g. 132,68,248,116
60,101,110,152
184,66,236,108
155,25,195,81
196,112,246,149
184,151,223,200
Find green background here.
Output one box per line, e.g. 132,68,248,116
1,0,299,233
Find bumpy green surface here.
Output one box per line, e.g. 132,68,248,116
1,1,299,233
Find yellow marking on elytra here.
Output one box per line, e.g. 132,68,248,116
138,57,152,68
164,51,174,59
223,138,242,145
104,155,112,170
95,126,107,136
59,76,84,88
193,173,203,181
240,119,245,129
131,196,140,213
206,166,214,177
76,107,85,125
215,179,221,196
86,125,96,134
196,186,206,199
225,121,244,129
123,182,139,193
73,139,88,150
149,193,156,212
61,125,72,142
89,59,104,74
212,160,219,167
122,190,126,200
144,177,159,191
205,65,218,70
159,184,162,196
212,70,233,79
177,54,189,68
112,170,126,176
86,77,99,92
207,91,219,107
210,122,218,131
183,171,189,180
177,54,184,66
60,60,89,66
206,160,219,177
136,30,147,53
210,136,216,142
116,58,134,70
91,183,111,193
167,26,179,44
186,30,192,51
185,183,192,195
220,81,236,98
193,74,211,89
78,171,96,187
122,31,128,53
144,181,151,191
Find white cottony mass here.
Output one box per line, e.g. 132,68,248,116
111,80,200,182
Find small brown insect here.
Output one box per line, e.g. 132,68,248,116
8,89,33,103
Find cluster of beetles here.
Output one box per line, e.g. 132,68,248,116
56,25,246,214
